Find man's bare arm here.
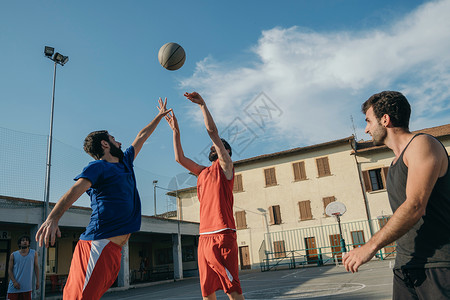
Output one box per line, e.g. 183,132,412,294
34,251,40,289
165,111,205,176
8,254,20,289
132,97,172,158
184,92,233,179
36,178,92,247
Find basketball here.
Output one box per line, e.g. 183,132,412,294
158,42,186,71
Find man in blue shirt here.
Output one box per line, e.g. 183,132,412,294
35,98,172,299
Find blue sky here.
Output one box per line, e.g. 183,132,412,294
1,0,449,216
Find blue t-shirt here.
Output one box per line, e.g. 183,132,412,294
75,146,141,240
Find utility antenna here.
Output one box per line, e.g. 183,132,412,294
350,115,357,140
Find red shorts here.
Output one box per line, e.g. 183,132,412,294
63,239,122,300
7,291,31,300
198,231,243,297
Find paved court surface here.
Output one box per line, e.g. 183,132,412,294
103,259,394,299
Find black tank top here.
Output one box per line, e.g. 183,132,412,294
386,133,450,269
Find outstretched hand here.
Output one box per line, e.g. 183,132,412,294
184,92,205,105
342,244,377,273
157,97,172,117
35,218,61,248
165,111,179,132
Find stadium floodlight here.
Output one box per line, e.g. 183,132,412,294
52,52,69,66
44,46,54,57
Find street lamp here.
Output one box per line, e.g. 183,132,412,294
41,46,68,300
153,180,158,216
257,208,274,256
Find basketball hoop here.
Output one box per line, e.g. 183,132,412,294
325,201,348,254
326,202,346,217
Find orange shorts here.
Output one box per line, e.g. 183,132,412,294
198,230,243,297
63,239,122,300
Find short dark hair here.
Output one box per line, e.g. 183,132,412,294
17,235,30,246
221,138,232,157
84,130,110,160
362,91,411,130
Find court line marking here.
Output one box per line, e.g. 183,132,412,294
281,269,308,278
243,282,367,299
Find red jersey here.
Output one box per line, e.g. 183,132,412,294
197,159,236,234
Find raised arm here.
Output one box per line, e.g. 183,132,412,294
343,135,446,273
36,178,92,248
165,111,205,176
132,97,172,158
184,92,233,179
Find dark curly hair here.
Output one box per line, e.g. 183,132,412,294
221,138,232,157
17,235,30,246
362,91,411,130
83,130,110,160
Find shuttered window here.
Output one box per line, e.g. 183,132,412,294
323,196,336,217
264,167,277,187
235,211,247,229
269,205,282,225
233,174,243,192
362,166,390,192
316,157,331,177
298,200,313,220
273,240,286,258
293,161,307,181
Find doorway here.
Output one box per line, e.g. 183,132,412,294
239,246,251,270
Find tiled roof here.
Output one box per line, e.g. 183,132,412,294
233,136,355,166
355,123,450,153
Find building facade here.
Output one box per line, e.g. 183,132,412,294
175,124,450,269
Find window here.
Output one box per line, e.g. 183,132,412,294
316,157,331,177
46,244,57,273
269,205,282,225
273,240,286,258
298,200,313,220
235,211,247,229
233,174,244,192
264,167,277,187
362,167,389,192
293,161,307,181
351,231,365,248
182,245,195,262
378,216,396,257
323,196,335,217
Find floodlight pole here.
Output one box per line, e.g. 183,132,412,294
41,47,68,300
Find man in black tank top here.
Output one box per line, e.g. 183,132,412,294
343,91,450,299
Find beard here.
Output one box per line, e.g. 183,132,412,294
109,141,124,160
209,149,218,162
372,124,387,146
20,245,29,249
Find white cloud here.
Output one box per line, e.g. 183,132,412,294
180,0,450,147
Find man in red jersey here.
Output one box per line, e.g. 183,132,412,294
164,92,244,300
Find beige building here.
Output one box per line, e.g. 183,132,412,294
174,124,450,270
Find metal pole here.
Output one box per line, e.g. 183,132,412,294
153,181,157,216
337,215,347,253
176,190,183,280
263,213,273,257
40,60,57,300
